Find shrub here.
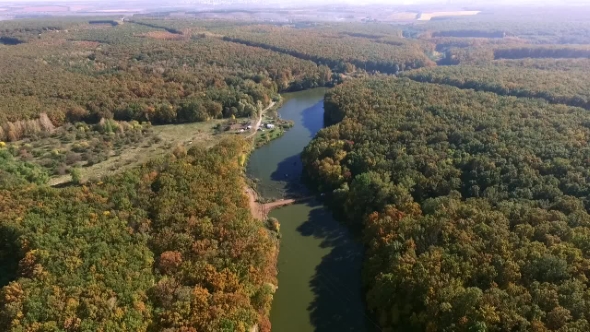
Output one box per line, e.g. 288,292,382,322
65,152,82,165
70,167,82,184
55,163,68,175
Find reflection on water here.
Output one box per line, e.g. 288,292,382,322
246,88,374,332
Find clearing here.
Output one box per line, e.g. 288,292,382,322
247,101,275,139
48,119,229,186
47,101,276,186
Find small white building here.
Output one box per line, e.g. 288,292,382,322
265,123,275,129
247,125,252,129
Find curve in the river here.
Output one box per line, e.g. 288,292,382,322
246,88,376,332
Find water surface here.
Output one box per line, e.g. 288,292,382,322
247,88,374,332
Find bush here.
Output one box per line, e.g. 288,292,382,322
70,167,82,184
65,152,82,165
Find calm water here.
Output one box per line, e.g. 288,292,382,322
247,88,328,198
247,89,373,332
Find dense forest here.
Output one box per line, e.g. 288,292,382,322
458,45,590,64
491,58,590,71
223,25,436,74
3,14,589,135
0,17,450,143
0,19,291,331
0,138,278,331
403,63,590,109
0,21,333,137
412,10,590,44
302,77,590,331
3,10,590,331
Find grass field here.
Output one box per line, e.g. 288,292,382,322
7,99,275,186
47,119,232,186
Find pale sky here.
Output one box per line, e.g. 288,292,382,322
0,0,585,6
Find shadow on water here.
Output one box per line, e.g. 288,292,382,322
270,154,305,196
268,100,325,197
300,100,325,136
296,202,377,332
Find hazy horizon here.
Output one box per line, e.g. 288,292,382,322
1,0,588,21
0,0,587,4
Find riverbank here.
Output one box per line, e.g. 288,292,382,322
251,98,297,149
245,185,315,220
244,98,288,220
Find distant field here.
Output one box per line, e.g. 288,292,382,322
22,6,70,13
91,9,140,13
418,11,481,21
388,12,418,21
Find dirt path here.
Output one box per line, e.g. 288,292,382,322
245,187,265,220
246,101,275,139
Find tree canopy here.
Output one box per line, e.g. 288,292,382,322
0,20,333,132
0,138,277,331
302,77,590,331
404,63,590,109
224,25,435,74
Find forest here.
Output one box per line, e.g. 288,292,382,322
3,10,590,331
0,20,333,137
411,10,590,44
302,77,590,331
403,63,590,109
223,25,436,74
3,15,589,137
0,17,450,146
0,138,279,332
440,44,590,65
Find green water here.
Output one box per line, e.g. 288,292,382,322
247,88,328,199
247,89,373,332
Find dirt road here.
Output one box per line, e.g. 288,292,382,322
246,101,275,139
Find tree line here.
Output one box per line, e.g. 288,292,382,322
413,11,590,44
439,44,590,65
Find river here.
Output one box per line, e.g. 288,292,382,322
247,89,374,332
